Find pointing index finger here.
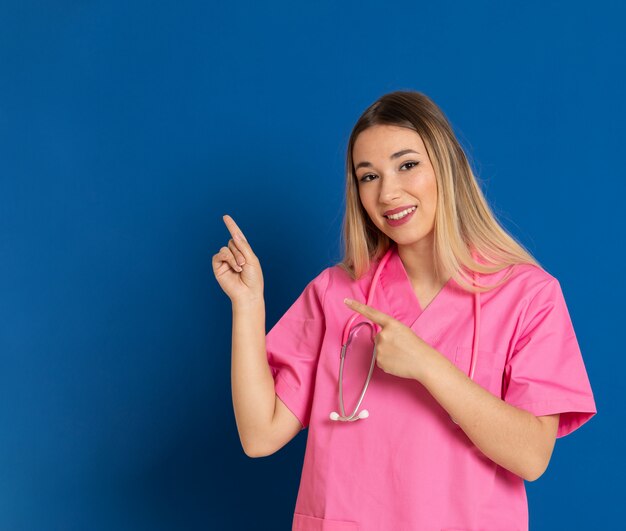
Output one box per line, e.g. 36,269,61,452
222,214,247,243
344,298,391,326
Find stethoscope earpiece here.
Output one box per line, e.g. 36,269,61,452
330,409,369,422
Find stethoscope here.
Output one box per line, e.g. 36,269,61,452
329,245,481,425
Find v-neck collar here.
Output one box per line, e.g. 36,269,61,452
377,244,454,329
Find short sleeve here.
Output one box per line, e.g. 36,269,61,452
502,277,597,438
265,268,330,430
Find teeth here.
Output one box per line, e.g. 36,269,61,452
386,206,416,220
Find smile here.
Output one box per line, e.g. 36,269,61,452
384,206,417,220
384,206,417,227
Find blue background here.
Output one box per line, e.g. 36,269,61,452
1,1,622,529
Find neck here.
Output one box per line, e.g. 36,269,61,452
396,235,445,287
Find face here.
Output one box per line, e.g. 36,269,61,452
352,124,438,248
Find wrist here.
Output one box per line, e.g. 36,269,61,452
232,296,265,312
413,345,443,385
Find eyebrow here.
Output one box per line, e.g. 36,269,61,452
354,149,420,171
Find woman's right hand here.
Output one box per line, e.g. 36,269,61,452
212,214,264,305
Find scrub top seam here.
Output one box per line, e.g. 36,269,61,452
504,276,556,367
518,277,557,334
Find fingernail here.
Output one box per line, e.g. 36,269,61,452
237,258,245,265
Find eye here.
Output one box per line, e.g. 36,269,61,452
402,161,419,170
358,161,420,183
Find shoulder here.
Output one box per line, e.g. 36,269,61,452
324,262,375,292
304,264,350,301
474,262,568,327
507,262,558,291
306,263,375,309
484,261,559,299
297,259,362,298
302,266,332,296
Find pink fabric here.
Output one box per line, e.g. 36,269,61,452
266,244,597,530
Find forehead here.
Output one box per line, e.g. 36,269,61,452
353,124,425,160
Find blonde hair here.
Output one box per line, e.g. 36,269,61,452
337,90,543,294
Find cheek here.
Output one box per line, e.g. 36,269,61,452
417,174,437,205
409,175,437,220
427,181,438,206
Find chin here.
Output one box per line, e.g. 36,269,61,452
393,236,423,246
388,228,433,246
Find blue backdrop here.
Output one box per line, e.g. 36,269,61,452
1,1,622,529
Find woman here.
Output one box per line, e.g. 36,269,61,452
213,91,597,530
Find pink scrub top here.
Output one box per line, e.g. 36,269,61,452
265,243,597,531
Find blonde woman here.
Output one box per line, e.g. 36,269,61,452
213,90,597,530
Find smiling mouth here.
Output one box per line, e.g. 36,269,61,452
384,206,417,220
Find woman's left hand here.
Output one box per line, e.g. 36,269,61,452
343,298,435,382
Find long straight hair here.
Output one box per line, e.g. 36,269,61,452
338,90,542,293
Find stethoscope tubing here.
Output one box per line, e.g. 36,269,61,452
337,324,378,421
333,248,394,422
331,245,481,423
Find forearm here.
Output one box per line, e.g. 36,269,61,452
418,347,545,481
231,299,276,456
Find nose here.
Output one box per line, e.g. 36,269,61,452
378,174,401,204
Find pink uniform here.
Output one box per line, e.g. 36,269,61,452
265,243,597,531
